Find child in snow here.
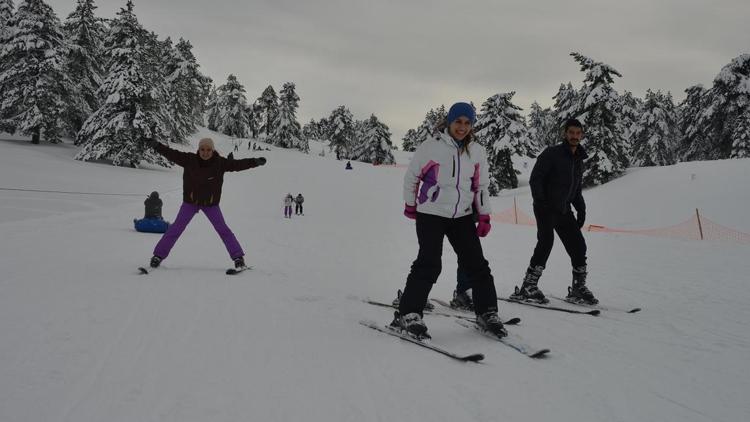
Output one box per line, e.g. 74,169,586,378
393,102,505,338
144,137,266,270
144,191,163,220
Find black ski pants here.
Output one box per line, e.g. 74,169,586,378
399,213,498,316
529,205,587,269
295,203,303,214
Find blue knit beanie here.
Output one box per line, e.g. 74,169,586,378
446,102,476,125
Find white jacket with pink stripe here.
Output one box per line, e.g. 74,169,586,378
403,130,492,219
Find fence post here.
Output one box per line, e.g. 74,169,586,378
696,208,704,240
514,197,518,225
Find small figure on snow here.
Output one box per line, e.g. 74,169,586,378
143,137,266,271
345,161,353,170
294,193,305,215
283,193,294,218
144,191,163,220
510,118,597,305
393,102,505,339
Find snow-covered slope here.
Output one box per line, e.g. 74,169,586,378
1,132,748,422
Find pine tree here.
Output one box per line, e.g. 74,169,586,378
0,0,70,143
401,128,419,152
355,114,395,164
205,84,220,130
630,90,678,166
0,0,13,40
616,90,643,154
302,119,321,140
569,52,629,186
676,84,708,161
213,74,249,138
74,1,169,167
256,85,278,137
269,82,307,152
527,101,554,153
63,0,106,137
730,108,750,158
703,54,750,159
163,37,208,143
475,92,533,194
328,105,354,160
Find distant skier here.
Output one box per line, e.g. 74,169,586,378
283,193,294,218
345,161,353,170
144,191,163,220
144,137,266,271
393,102,505,338
294,193,304,215
227,152,234,160
509,118,597,305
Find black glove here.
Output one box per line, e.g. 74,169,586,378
256,157,267,166
576,211,586,228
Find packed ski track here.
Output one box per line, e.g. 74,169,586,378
1,130,749,421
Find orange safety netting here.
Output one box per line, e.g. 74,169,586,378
490,205,750,245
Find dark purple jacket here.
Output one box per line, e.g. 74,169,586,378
154,143,262,206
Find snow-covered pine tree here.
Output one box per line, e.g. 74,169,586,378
63,0,106,137
214,74,249,138
676,84,708,161
569,52,628,186
0,0,15,134
527,101,554,153
0,0,70,143
256,85,278,137
415,105,446,145
205,84,219,130
706,54,750,159
401,128,418,152
630,89,678,166
328,105,354,160
475,92,534,194
302,119,321,140
269,82,307,152
74,0,169,167
616,90,643,154
352,114,395,164
162,37,208,143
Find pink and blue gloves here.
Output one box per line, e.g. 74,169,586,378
476,214,491,237
404,204,417,220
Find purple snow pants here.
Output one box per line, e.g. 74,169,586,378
284,206,292,218
153,202,244,260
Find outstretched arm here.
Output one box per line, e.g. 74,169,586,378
223,157,267,172
146,139,193,167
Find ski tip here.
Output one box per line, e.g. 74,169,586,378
628,308,642,313
138,267,148,275
505,317,522,325
463,353,485,362
529,349,551,359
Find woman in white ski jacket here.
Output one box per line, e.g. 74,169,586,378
392,102,506,339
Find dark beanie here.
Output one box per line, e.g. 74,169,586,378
446,102,476,125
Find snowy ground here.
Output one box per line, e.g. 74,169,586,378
1,130,749,422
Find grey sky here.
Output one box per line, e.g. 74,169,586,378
47,0,750,144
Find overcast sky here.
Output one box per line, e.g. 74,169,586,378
47,0,750,144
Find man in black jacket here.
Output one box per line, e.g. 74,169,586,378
510,119,598,305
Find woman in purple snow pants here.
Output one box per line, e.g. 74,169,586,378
144,137,266,270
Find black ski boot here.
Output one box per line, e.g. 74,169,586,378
449,289,474,311
390,311,429,338
476,310,507,338
509,265,548,304
391,289,434,311
149,255,162,268
233,256,247,270
566,266,598,305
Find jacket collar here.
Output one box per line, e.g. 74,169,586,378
560,141,588,159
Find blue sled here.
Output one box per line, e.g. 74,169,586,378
134,218,170,233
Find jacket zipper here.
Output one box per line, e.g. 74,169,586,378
452,148,461,218
452,156,456,177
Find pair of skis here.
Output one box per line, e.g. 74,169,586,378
498,296,641,316
362,299,549,362
137,266,252,275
